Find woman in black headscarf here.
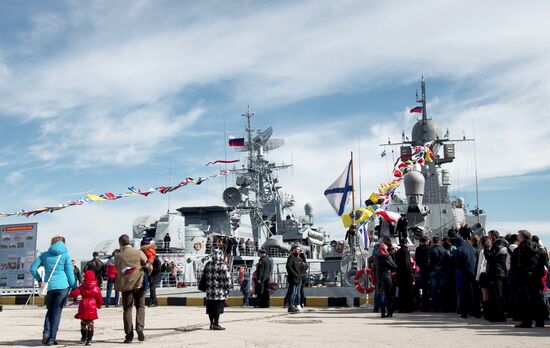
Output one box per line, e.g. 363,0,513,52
376,242,397,318
202,249,232,330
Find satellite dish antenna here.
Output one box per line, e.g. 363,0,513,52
222,187,242,207
253,127,273,146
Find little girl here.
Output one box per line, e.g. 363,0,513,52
70,270,103,345
141,237,157,275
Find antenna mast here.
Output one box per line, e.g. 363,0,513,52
242,105,255,169
419,75,428,143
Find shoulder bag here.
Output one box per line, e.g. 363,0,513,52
38,255,62,297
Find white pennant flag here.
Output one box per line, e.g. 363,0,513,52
324,160,353,216
356,222,370,250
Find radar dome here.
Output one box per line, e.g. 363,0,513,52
304,203,315,216
412,119,441,145
404,170,425,196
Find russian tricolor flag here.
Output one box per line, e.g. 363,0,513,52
228,136,245,147
410,106,423,113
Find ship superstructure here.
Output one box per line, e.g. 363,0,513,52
375,78,487,239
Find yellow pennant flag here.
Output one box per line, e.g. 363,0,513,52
86,194,105,201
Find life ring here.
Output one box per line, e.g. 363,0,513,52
193,242,202,251
354,268,375,294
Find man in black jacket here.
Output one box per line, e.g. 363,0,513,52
255,250,273,308
396,215,408,241
484,230,508,322
514,230,546,328
285,245,302,313
148,255,162,307
84,252,106,288
395,239,414,312
163,233,171,250
72,259,83,286
415,236,430,311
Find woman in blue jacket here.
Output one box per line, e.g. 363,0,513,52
30,235,77,345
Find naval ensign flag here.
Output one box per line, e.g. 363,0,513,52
324,160,353,216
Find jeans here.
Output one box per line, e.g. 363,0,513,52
106,277,119,306
458,272,478,316
378,275,393,316
44,288,69,342
373,290,381,312
288,281,302,308
241,280,250,306
430,270,446,312
143,274,149,291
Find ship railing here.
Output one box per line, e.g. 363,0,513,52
229,260,345,289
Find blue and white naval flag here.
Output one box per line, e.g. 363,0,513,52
324,160,353,216
356,222,369,250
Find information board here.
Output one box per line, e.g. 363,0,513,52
0,223,38,288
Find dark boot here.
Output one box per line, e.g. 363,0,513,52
80,329,86,343
212,316,225,330
85,329,93,345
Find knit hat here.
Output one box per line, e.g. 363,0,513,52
141,237,154,246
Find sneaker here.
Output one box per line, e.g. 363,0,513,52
296,305,302,310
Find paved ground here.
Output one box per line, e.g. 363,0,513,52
0,305,548,347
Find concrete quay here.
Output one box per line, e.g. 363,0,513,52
0,305,548,347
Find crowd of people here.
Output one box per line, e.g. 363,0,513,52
368,229,550,328
28,228,549,345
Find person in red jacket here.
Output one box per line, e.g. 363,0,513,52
105,252,120,307
70,270,103,345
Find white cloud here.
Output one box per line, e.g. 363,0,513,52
27,104,205,168
0,0,549,253
5,170,24,184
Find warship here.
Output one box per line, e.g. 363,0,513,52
372,78,487,241
94,79,487,294
94,107,342,287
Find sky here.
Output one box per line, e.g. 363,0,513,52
0,0,549,260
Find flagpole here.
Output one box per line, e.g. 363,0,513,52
351,151,356,222
357,136,363,208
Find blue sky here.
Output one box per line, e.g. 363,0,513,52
1,0,549,259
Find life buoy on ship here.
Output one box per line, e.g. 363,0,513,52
354,268,375,294
193,242,202,251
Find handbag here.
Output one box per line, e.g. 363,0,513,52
198,268,207,292
38,255,62,297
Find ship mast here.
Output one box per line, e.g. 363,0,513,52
418,75,428,143
242,105,255,169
